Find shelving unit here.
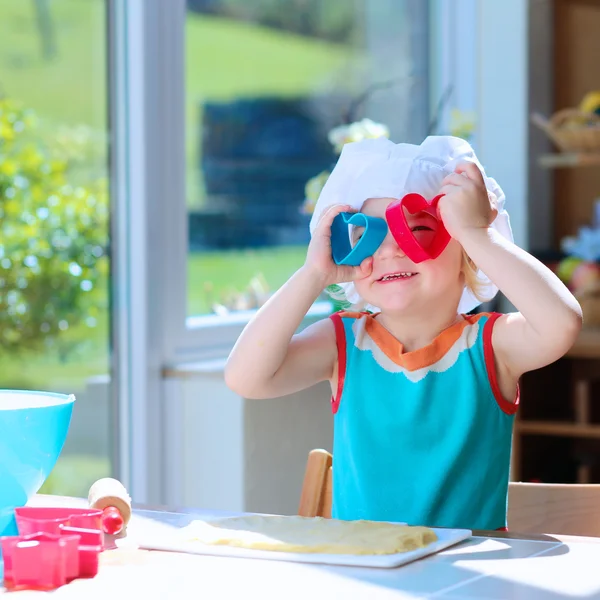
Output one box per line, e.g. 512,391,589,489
511,0,600,485
522,140,600,481
565,327,600,359
538,153,600,169
512,329,600,484
517,421,600,439
517,112,600,480
522,133,600,482
530,108,600,467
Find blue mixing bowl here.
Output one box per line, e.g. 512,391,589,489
0,390,75,538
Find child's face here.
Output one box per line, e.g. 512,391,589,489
352,197,465,314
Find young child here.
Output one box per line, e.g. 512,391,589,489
225,136,582,531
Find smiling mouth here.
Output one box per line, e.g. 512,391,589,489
378,272,418,282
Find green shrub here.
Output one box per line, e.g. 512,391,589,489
0,98,108,355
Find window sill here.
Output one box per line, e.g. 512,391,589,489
163,357,227,378
185,300,333,330
165,300,334,373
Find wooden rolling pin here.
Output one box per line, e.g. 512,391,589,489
88,477,132,535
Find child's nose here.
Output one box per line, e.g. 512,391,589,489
375,232,406,258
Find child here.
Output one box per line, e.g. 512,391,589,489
225,136,582,530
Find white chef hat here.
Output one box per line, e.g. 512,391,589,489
309,135,514,314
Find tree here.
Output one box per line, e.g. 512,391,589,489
0,98,108,355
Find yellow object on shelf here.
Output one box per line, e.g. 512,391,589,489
580,91,600,115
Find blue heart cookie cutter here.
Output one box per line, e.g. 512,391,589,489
330,212,388,266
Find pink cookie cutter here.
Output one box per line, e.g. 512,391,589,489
2,532,81,590
1,507,104,590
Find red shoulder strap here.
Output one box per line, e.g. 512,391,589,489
329,312,346,415
483,312,520,415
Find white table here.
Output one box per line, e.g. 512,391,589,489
2,496,600,599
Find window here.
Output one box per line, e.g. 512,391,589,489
0,0,112,496
184,1,431,325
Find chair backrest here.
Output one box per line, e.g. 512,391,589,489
299,449,600,536
508,482,600,537
298,449,332,518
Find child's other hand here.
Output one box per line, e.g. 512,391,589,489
304,204,373,287
438,162,498,242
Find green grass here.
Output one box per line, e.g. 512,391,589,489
39,454,110,498
0,1,356,126
0,1,108,127
187,246,307,314
0,1,350,495
185,13,352,100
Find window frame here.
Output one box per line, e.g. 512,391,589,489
109,0,190,503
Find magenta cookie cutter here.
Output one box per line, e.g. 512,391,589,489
1,506,104,590
386,193,450,263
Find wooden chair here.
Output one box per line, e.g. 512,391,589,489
298,449,332,518
298,449,600,537
508,482,600,537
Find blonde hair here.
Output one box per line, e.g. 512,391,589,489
326,250,491,311
461,251,492,305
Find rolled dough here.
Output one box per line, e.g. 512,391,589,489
180,515,437,555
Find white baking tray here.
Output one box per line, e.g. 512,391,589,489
137,526,472,569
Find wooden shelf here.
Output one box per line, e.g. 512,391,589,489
516,420,600,439
538,153,600,168
567,328,600,359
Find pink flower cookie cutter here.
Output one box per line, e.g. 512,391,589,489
1,532,80,590
1,506,104,590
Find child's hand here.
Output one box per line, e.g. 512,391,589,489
305,204,373,287
438,162,498,242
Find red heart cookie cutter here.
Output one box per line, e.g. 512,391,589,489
385,193,450,263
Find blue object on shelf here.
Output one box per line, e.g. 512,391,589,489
0,390,74,544
330,212,388,266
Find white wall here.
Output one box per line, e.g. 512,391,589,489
180,374,245,511
163,366,333,515
243,383,333,514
